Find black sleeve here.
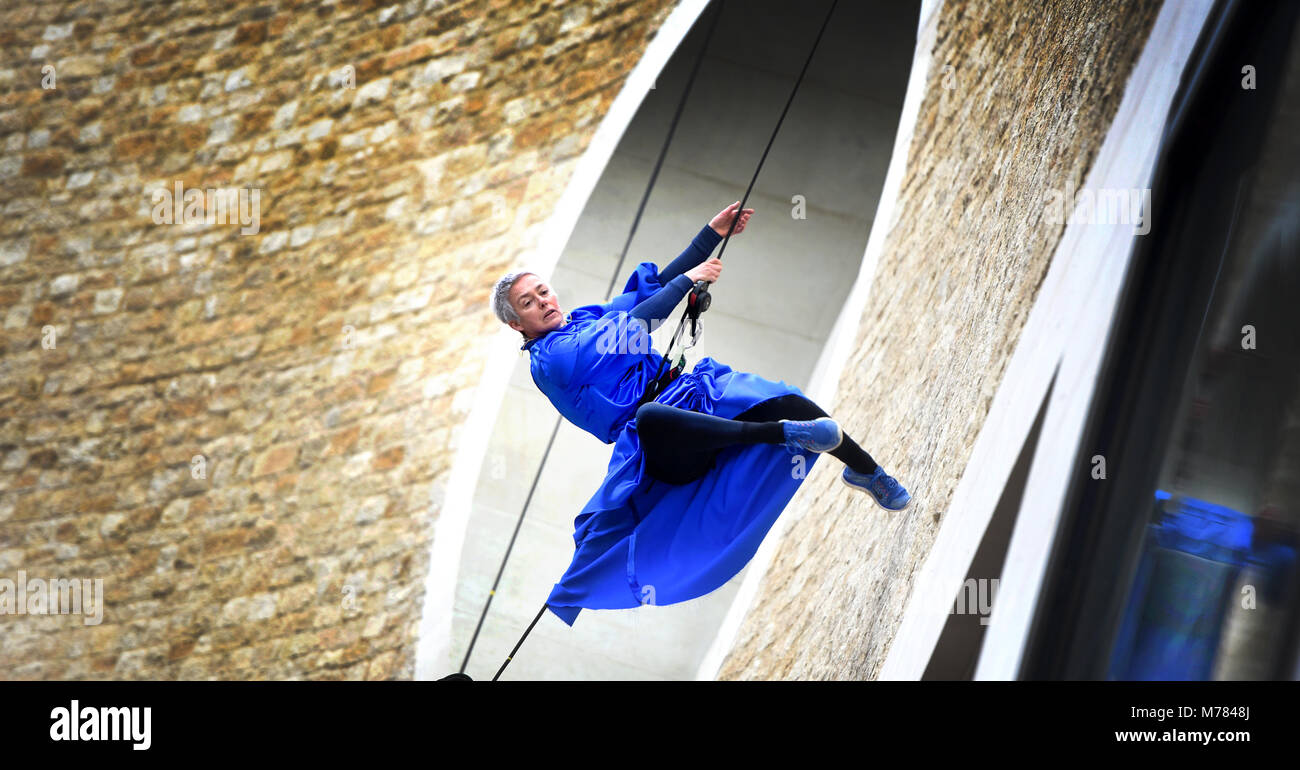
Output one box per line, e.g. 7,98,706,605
658,224,723,284
629,274,694,332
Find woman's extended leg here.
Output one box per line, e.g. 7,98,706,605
637,395,909,507
732,394,879,476
636,396,878,483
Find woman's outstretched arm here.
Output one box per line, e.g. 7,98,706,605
630,255,723,332
658,224,722,284
629,204,750,330
657,202,752,282
629,273,695,331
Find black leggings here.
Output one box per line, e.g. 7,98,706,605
635,394,878,485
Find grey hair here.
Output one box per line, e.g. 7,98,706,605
491,270,538,336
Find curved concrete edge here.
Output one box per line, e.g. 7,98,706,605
413,0,713,681
871,0,1217,680
695,0,944,681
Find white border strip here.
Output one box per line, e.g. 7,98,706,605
414,0,712,680
695,0,944,681
974,0,1216,679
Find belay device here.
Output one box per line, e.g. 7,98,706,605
637,277,712,408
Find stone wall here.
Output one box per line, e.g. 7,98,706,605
718,0,1162,679
0,0,677,679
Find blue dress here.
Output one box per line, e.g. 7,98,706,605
522,261,820,626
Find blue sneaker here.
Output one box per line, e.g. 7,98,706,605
842,466,911,510
779,417,842,454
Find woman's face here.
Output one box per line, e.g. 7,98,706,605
508,274,565,339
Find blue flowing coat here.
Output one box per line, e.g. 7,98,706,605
522,262,819,625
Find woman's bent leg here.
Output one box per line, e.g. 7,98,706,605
634,394,882,483
636,402,784,450
733,394,879,475
636,402,785,484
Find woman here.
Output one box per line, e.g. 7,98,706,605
491,202,910,626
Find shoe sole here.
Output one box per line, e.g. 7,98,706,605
840,472,911,511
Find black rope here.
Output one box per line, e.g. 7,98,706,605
604,0,725,302
644,0,840,408
457,418,560,674
493,603,548,681
718,0,840,263
469,0,840,681
460,0,726,680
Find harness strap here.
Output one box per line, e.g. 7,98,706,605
636,357,684,409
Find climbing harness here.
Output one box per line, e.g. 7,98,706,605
455,0,841,681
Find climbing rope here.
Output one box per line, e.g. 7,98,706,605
603,0,725,302
458,0,840,681
645,0,842,399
